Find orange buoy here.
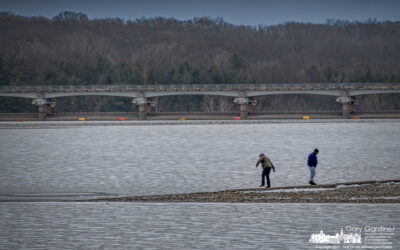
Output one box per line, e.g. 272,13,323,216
119,117,126,121
234,116,241,120
303,116,310,120
18,118,24,122
78,117,85,121
353,117,360,120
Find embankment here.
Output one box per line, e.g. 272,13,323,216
1,111,400,121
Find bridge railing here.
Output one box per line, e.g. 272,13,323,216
0,83,399,93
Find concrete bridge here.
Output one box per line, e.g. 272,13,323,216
0,83,399,120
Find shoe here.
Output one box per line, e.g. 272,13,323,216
309,181,317,185
266,186,271,188
259,185,265,187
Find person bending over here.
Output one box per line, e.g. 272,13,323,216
256,153,276,188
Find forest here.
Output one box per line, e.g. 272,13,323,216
0,11,399,113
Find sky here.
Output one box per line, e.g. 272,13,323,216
0,0,399,26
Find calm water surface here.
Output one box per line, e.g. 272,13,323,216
0,202,398,250
0,121,399,249
0,120,399,198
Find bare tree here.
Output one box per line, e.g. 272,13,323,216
216,96,234,112
201,95,217,112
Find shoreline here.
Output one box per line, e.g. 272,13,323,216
0,119,400,128
1,111,400,122
91,179,400,203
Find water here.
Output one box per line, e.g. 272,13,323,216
0,120,399,249
0,202,398,249
0,120,400,198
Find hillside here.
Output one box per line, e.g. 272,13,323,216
1,11,399,113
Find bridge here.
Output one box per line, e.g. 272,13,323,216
0,83,399,120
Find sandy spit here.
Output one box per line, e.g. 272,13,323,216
91,179,400,203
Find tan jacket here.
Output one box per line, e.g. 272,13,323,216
256,156,275,170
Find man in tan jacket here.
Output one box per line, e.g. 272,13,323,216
256,153,276,188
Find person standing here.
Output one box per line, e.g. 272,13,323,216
308,149,319,185
256,153,276,188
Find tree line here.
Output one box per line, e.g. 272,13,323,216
0,11,399,113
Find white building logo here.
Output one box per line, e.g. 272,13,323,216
309,228,362,244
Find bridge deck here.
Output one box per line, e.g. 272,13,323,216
1,83,399,93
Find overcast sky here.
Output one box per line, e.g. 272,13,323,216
1,0,399,26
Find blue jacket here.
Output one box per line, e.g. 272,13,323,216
308,153,318,167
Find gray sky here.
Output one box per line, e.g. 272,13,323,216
1,0,399,26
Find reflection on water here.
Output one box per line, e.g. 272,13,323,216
0,121,400,198
0,202,398,249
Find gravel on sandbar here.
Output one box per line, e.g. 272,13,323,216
91,179,400,203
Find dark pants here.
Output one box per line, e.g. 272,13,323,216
261,167,271,187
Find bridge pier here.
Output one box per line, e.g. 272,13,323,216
138,103,147,120
32,94,56,120
336,94,356,118
133,94,150,120
234,92,250,120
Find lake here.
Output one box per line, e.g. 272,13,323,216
0,120,399,249
0,120,399,198
0,202,398,249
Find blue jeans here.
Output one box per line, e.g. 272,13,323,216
309,166,315,182
261,167,271,187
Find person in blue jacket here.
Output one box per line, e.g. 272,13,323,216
307,149,319,185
